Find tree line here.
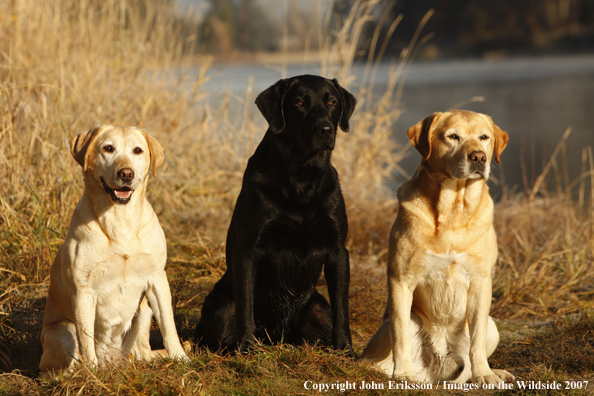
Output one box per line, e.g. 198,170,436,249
79,0,594,59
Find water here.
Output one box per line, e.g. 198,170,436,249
192,54,594,199
394,55,594,199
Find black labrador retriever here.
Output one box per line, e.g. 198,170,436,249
195,75,357,354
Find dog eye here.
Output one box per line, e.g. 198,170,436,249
328,99,337,106
480,135,490,140
447,134,459,141
295,100,304,106
103,145,114,153
133,147,143,154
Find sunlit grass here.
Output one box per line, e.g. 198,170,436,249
1,0,593,394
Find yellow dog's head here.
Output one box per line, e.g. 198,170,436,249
407,109,508,180
70,125,164,204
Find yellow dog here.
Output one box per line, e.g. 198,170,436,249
361,110,514,385
40,125,188,372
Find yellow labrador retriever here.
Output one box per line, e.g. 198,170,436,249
360,110,514,385
40,125,189,372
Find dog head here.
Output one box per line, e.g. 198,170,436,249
70,125,164,205
255,75,356,154
407,110,508,180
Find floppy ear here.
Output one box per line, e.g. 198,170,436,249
406,112,443,160
70,126,103,170
255,78,295,134
491,121,509,164
141,130,164,177
331,79,357,132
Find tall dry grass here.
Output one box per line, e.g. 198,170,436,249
0,0,405,310
0,0,593,388
0,0,196,291
492,141,594,321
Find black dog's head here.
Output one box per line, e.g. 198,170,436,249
256,75,356,154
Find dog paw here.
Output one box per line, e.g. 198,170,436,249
83,361,98,372
182,340,192,355
177,352,191,363
492,369,515,382
474,373,504,386
170,350,191,363
333,341,355,358
393,373,420,383
397,375,421,383
82,356,98,370
344,348,356,359
238,337,255,353
181,354,191,363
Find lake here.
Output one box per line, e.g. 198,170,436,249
189,54,594,199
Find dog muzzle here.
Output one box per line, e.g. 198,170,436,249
101,177,134,204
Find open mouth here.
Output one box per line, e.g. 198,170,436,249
100,177,134,204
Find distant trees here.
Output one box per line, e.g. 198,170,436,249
333,0,594,58
153,0,594,58
195,0,331,55
199,0,279,55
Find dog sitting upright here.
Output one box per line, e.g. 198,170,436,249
360,110,514,385
195,75,356,354
40,125,188,372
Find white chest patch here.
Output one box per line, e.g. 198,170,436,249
422,251,471,277
83,251,158,348
413,250,471,325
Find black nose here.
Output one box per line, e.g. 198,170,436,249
468,151,486,165
118,168,135,181
316,121,334,137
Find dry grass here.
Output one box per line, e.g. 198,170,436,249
492,196,594,320
1,0,594,394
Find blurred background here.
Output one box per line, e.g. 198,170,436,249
1,0,593,385
171,0,594,198
176,0,594,58
1,0,593,304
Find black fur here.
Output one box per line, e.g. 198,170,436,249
195,75,357,355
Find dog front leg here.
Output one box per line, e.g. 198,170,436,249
324,247,353,355
467,276,503,385
388,278,417,381
73,290,98,367
232,250,259,352
146,275,189,362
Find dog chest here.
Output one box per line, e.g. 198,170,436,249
250,212,340,296
412,251,471,324
86,249,160,284
258,253,323,293
260,209,340,255
86,252,159,332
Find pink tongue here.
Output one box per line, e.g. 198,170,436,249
115,190,133,199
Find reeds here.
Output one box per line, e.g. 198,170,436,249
0,0,593,391
491,135,594,320
0,0,406,324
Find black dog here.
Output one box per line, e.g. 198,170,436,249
195,75,356,354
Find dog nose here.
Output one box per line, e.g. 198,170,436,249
316,121,334,135
468,151,486,165
117,168,135,181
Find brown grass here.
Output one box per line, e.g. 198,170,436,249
1,0,594,394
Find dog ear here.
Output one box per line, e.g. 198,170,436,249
491,121,509,164
141,131,164,177
70,126,104,170
256,78,295,134
407,113,443,160
331,79,357,132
